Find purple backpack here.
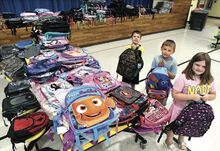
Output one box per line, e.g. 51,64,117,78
171,102,214,139
158,102,214,143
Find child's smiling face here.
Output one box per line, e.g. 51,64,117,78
161,45,175,59
192,60,206,76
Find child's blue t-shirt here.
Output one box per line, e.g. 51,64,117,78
151,55,177,75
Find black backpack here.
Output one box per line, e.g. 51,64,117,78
4,80,31,97
0,44,18,61
116,47,143,80
2,91,40,122
42,20,70,34
109,86,149,124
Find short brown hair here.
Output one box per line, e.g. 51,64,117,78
162,39,176,51
131,30,142,37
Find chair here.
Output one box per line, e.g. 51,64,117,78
212,35,220,48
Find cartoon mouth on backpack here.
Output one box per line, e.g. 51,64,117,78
84,112,101,118
72,96,116,127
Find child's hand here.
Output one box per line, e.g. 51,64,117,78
201,94,209,101
192,94,202,101
158,60,164,67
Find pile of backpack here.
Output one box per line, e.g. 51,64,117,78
3,31,130,150
0,79,51,151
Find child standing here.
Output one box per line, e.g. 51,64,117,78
122,30,145,89
164,52,216,151
151,39,177,79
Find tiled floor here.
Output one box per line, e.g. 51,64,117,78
0,18,220,151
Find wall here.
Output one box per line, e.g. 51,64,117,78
208,0,220,17
0,0,192,46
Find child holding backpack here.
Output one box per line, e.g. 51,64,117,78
121,30,145,89
151,39,177,80
150,39,177,106
164,52,216,151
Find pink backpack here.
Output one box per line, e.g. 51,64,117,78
83,71,121,94
60,46,88,59
62,66,100,86
142,99,169,127
56,46,88,68
132,98,170,134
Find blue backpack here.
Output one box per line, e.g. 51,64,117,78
145,67,172,100
53,85,119,151
25,59,61,76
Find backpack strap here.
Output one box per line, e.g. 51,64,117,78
157,123,173,143
138,68,155,83
157,128,166,143
0,135,8,140
10,139,16,151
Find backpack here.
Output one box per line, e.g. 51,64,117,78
172,102,214,139
57,46,89,69
109,86,149,124
25,59,61,76
146,67,172,101
17,44,40,59
4,79,31,97
42,37,69,49
62,66,100,86
15,40,34,50
2,91,41,122
42,20,70,34
116,47,143,80
0,112,50,151
0,44,18,61
132,98,170,134
83,71,121,94
39,78,73,112
0,56,25,79
157,102,214,143
54,85,119,151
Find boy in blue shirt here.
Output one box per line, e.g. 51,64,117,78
151,39,177,106
151,39,177,80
